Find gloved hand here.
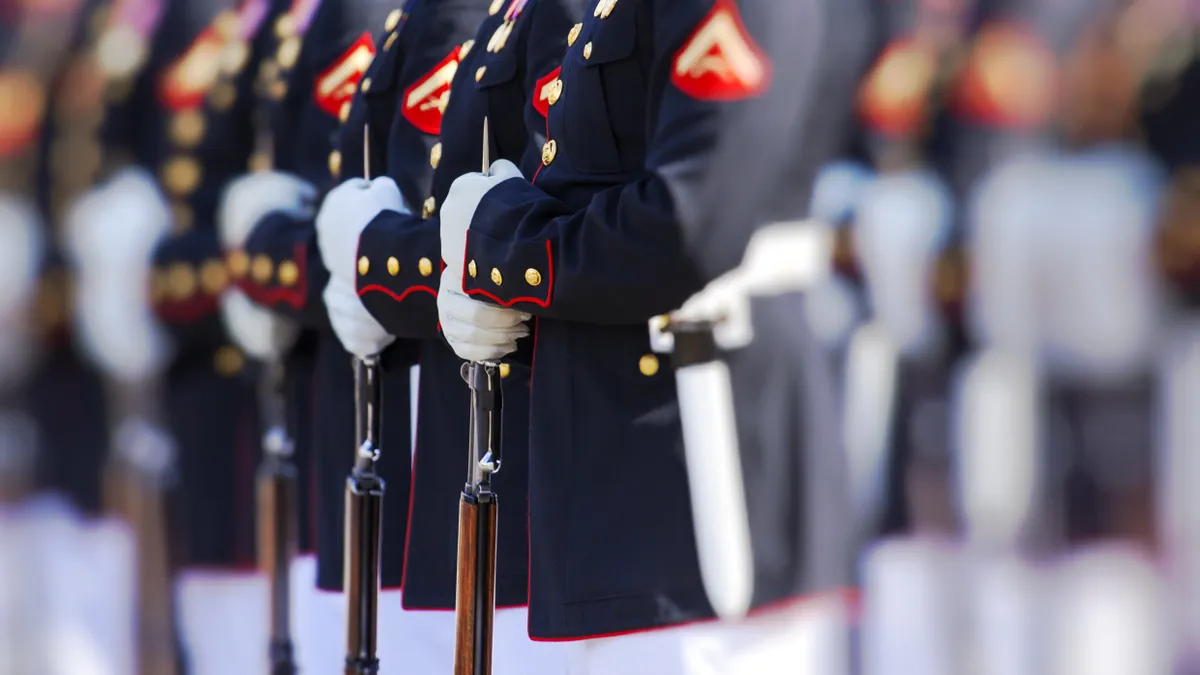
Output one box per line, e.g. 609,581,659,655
439,159,523,277
316,176,407,284
64,167,173,381
437,271,530,363
0,194,44,319
218,171,316,250
323,277,394,359
220,289,299,361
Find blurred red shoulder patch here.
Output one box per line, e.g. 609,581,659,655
671,0,770,101
533,66,561,117
314,32,376,118
0,71,45,157
402,45,463,135
857,38,938,137
952,22,1058,129
159,27,224,111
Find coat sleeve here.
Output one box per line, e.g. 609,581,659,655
458,1,744,325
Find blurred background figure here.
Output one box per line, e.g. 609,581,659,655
0,1,80,673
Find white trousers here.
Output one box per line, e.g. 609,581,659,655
176,569,270,675
561,595,850,675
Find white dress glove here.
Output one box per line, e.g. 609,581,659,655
854,170,954,356
316,176,407,283
220,289,299,361
437,270,530,363
0,194,44,319
323,277,394,359
439,159,524,277
218,171,316,250
65,168,173,382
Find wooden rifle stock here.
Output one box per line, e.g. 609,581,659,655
344,357,384,675
102,403,185,675
256,361,298,674
453,362,503,675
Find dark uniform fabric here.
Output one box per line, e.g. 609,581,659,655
353,0,583,610
450,0,792,639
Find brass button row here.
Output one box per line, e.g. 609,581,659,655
465,261,543,288
153,257,233,303
360,255,435,278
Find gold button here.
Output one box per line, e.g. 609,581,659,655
161,156,201,196
387,257,400,276
490,267,503,285
468,260,477,278
385,8,402,31
460,39,475,58
252,255,274,283
357,256,370,276
361,77,372,92
221,41,249,74
171,203,193,233
418,257,434,277
567,22,582,46
228,250,249,278
214,345,245,376
383,31,398,51
541,139,557,166
422,196,436,219
489,0,505,15
249,151,273,172
275,14,295,38
149,269,168,304
211,81,237,110
200,259,228,294
600,0,616,18
268,79,287,100
278,260,300,286
639,354,659,377
170,110,205,147
339,101,351,122
430,142,442,168
329,150,342,177
499,363,511,378
475,66,487,82
583,41,593,59
548,78,562,105
277,36,301,69
488,21,511,52
214,10,238,38
524,268,542,286
167,263,196,301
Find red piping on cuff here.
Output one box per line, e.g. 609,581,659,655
155,296,219,323
229,242,309,309
358,284,437,302
460,239,553,308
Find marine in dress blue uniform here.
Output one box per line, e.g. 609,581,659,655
217,0,413,669
317,0,583,669
26,0,125,522
138,1,305,671
433,0,846,668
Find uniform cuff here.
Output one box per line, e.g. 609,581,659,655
461,227,552,309
355,211,442,339
232,210,330,328
151,230,225,353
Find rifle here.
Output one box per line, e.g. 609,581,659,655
453,361,502,675
257,359,298,675
102,379,186,675
451,120,504,675
344,124,386,675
